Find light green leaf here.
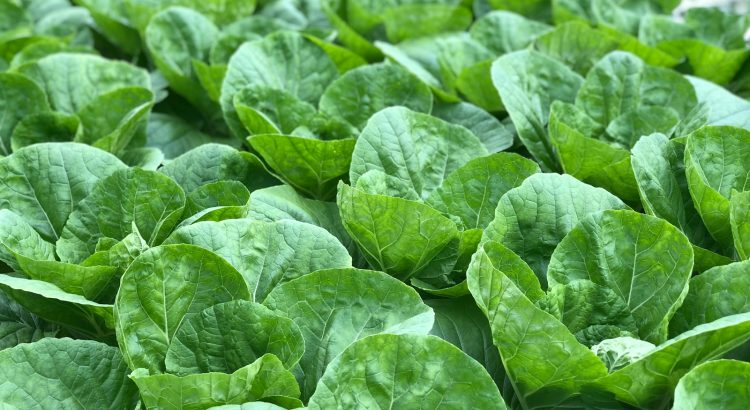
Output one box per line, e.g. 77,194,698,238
221,31,338,137
470,10,552,55
673,360,750,410
145,113,213,159
76,86,153,148
350,107,488,199
430,102,513,153
468,241,608,408
16,256,117,303
491,50,583,171
0,72,49,155
17,53,150,114
165,300,303,375
264,268,434,400
685,126,750,248
591,312,750,409
535,21,618,75
0,210,54,271
10,112,80,151
56,168,185,263
131,354,300,410
670,260,750,336
0,338,139,408
0,143,126,242
164,219,351,302
114,244,250,373
160,143,277,193
248,134,355,200
338,183,458,281
308,334,504,409
233,85,317,136
688,76,750,130
426,152,539,229
319,63,432,129
482,173,628,286
731,190,750,260
548,209,693,344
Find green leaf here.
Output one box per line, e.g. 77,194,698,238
534,22,618,75
308,334,504,409
467,241,608,408
338,183,458,281
673,360,750,410
631,133,720,253
590,336,655,373
0,275,114,339
685,126,750,248
10,111,81,151
248,134,355,200
131,354,300,410
426,152,539,230
382,4,472,43
56,168,185,263
430,102,514,153
0,210,55,271
319,63,432,129
731,190,750,260
0,287,57,350
145,113,213,159
183,181,249,218
350,107,488,199
17,53,151,114
548,209,693,344
482,173,628,286
114,244,250,373
145,7,219,116
575,51,696,129
455,60,503,112
76,86,153,147
221,31,338,137
233,85,318,136
538,280,639,346
0,338,139,408
0,143,126,242
264,267,434,400
164,219,351,302
427,296,504,383
76,0,141,55
491,50,583,171
590,312,750,409
470,10,551,55
16,256,117,303
688,76,750,130
0,72,49,155
160,143,276,193
670,260,750,336
165,300,303,375
247,185,360,263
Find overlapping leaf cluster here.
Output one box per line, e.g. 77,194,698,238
0,0,749,409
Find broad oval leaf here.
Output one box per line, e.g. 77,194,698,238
165,300,303,375
0,338,139,408
338,183,458,281
263,268,435,400
0,209,55,271
164,219,351,302
0,143,126,242
17,53,150,114
307,334,505,409
482,173,628,286
318,63,433,129
114,244,250,373
350,106,488,199
547,209,693,344
0,72,49,155
426,152,540,230
673,360,750,410
221,31,338,137
56,168,186,263
685,126,750,248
